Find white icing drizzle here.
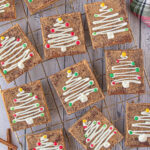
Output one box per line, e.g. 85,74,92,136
46,18,80,52
110,54,141,88
83,120,116,150
0,36,33,73
62,71,98,106
10,89,44,125
0,0,10,13
35,135,63,150
128,109,150,142
92,5,128,39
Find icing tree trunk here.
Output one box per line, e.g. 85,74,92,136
0,36,34,74
0,0,10,13
109,52,141,88
128,108,150,143
92,2,128,39
45,17,81,52
82,120,117,150
33,135,63,150
10,88,44,125
62,70,98,107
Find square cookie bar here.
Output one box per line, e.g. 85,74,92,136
27,129,66,150
0,24,42,83
105,49,145,95
1,80,51,131
69,106,123,150
24,0,59,15
41,12,86,59
126,103,150,147
50,60,104,115
0,0,16,22
84,0,133,49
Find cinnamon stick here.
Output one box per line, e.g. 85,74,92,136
7,129,12,150
0,138,17,150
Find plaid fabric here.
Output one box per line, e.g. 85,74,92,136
130,0,150,27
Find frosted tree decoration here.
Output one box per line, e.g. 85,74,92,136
45,17,81,52
33,135,63,150
109,52,141,88
10,88,44,125
0,36,34,75
92,2,128,39
62,70,98,107
128,108,150,143
0,0,10,13
82,119,117,150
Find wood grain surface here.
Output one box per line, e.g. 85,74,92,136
0,0,150,150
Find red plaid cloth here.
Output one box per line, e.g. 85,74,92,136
130,0,150,27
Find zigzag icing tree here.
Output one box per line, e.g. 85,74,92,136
62,70,98,107
10,88,44,125
0,36,34,74
109,52,141,88
92,2,128,39
45,17,81,52
33,135,63,150
0,0,10,13
128,108,150,143
82,119,117,150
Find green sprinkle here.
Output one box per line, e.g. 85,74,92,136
92,32,96,36
93,88,98,92
40,113,44,117
128,130,133,135
62,87,67,91
120,17,123,21
22,43,27,48
135,67,140,72
3,70,7,74
134,116,139,121
10,107,15,111
131,61,135,66
12,119,16,124
103,124,107,128
84,134,87,138
5,3,10,7
93,121,96,125
74,72,78,77
69,103,72,107
28,0,33,2
36,103,40,107
110,73,114,78
89,80,94,85
29,93,32,96
109,8,113,12
94,14,98,17
125,28,128,31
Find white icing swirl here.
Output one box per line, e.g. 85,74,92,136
0,0,10,13
92,5,128,39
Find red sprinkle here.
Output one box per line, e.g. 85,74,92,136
0,43,2,47
35,95,38,99
112,81,115,85
46,44,50,48
13,99,17,102
87,139,90,142
29,53,34,57
109,126,113,130
98,121,101,125
83,126,87,129
16,38,20,42
137,76,141,80
40,107,44,111
65,22,69,27
71,32,75,36
50,29,55,33
114,131,117,134
33,148,36,150
90,144,94,147
76,41,80,45
13,114,17,117
37,142,41,146
1,62,4,65
59,145,63,149
54,142,57,146
116,60,119,63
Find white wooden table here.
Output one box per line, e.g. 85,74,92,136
0,0,150,150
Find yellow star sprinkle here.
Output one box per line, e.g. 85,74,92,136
100,2,105,7
146,108,149,112
1,36,5,40
67,70,72,74
18,88,23,92
43,135,47,139
122,52,126,57
58,17,62,21
83,119,87,123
